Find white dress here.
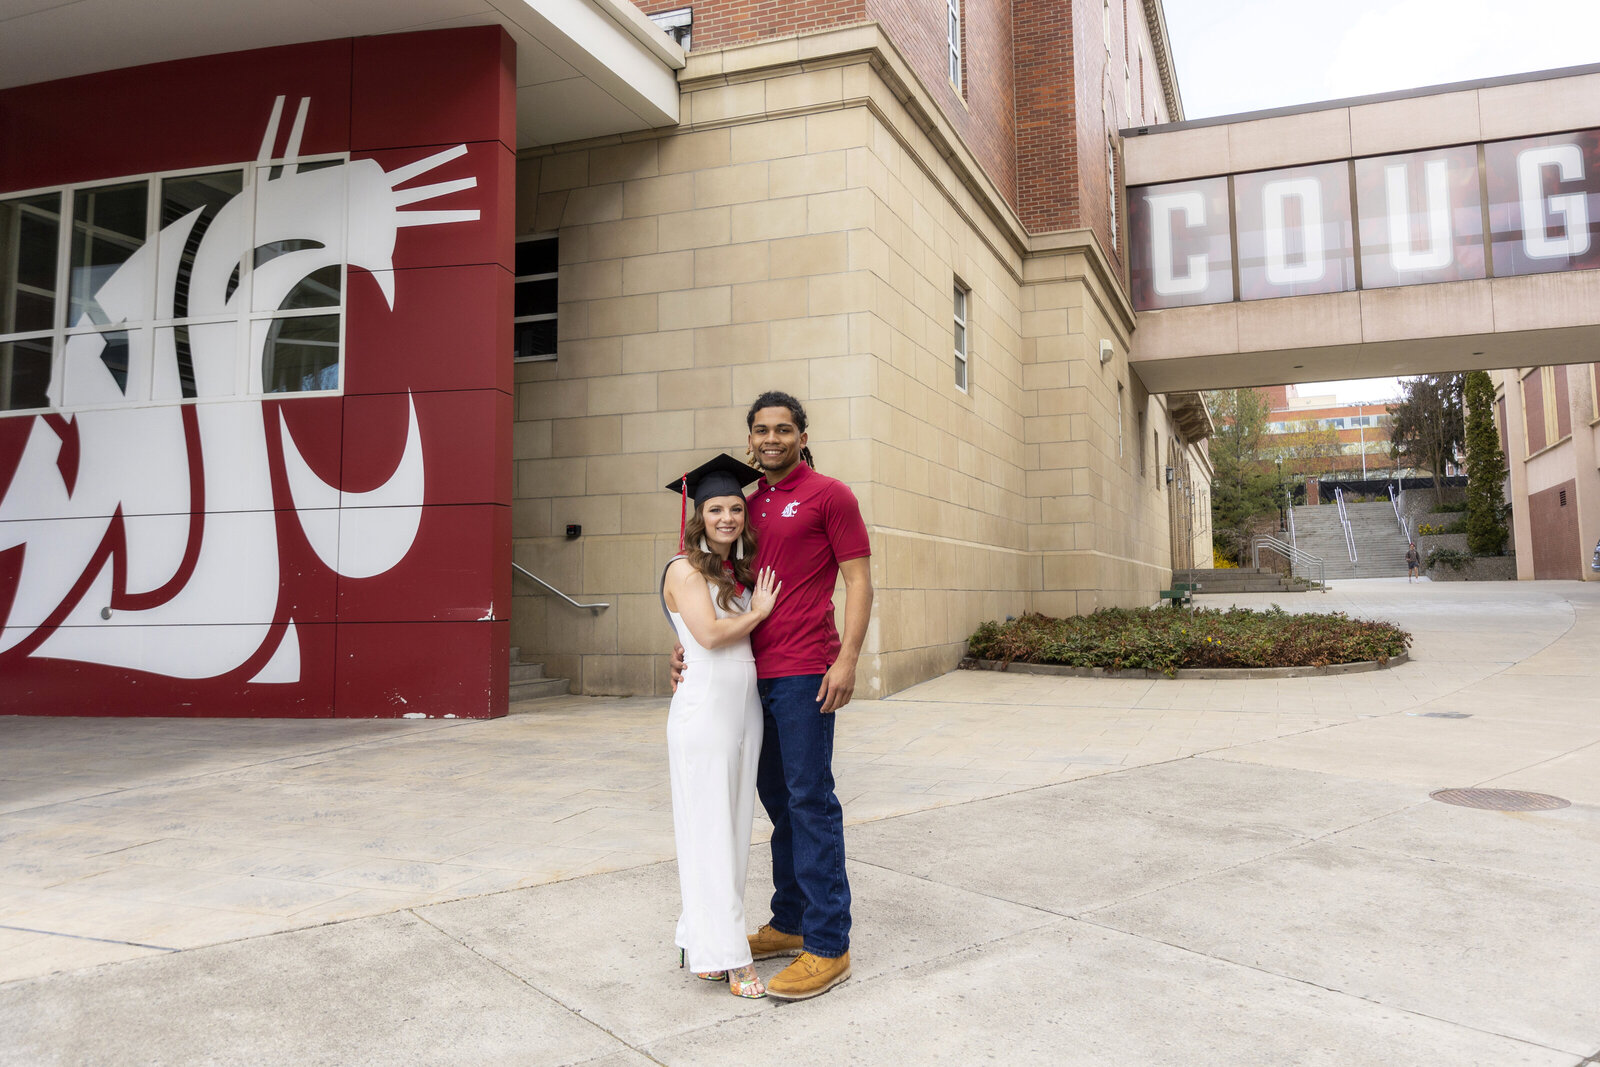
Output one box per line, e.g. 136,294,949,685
663,557,764,973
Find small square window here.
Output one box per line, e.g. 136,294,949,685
514,234,558,362
650,6,692,49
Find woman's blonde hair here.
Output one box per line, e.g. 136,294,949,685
682,499,757,611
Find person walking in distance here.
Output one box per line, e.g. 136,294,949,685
672,390,873,1000
1406,541,1421,582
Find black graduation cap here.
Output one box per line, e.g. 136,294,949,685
665,453,764,506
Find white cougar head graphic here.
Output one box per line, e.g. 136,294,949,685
0,97,480,684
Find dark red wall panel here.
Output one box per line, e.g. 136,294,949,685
0,40,354,192
0,29,513,718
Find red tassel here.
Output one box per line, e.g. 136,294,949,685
678,476,688,554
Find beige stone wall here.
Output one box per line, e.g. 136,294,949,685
511,26,1209,696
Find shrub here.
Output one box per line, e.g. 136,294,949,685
1211,548,1238,569
1426,547,1472,572
1434,502,1466,513
967,607,1410,677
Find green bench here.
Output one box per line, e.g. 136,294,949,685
1159,582,1198,608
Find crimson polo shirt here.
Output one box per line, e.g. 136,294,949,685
747,463,871,679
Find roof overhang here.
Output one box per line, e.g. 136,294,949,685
1165,390,1213,443
0,0,683,149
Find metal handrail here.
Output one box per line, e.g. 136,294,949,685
512,562,610,612
1252,534,1328,593
1333,487,1357,564
1286,500,1297,549
1389,483,1410,543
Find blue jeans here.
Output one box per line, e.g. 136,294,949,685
755,674,851,957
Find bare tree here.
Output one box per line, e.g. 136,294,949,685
1387,374,1465,505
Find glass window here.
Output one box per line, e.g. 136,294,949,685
1485,129,1600,278
953,281,969,392
1234,161,1356,300
948,0,962,91
1355,146,1484,289
1128,176,1233,310
1,193,61,337
514,234,558,362
255,313,339,394
0,154,350,417
0,338,52,412
70,181,149,327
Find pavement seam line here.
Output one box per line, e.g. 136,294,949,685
1068,912,1581,1058
1469,735,1600,791
0,923,177,952
405,908,665,1065
0,719,480,820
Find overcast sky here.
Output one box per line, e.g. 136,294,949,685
1159,0,1600,403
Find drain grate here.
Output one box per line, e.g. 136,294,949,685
1430,788,1570,811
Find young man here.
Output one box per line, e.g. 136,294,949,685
1406,541,1420,582
672,390,872,1000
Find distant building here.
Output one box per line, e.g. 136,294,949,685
1258,385,1401,482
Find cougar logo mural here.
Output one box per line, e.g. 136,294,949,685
0,97,479,684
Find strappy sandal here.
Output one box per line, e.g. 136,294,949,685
728,964,766,999
679,947,727,982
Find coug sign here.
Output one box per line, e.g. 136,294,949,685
1128,129,1600,310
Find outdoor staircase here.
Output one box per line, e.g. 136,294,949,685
1290,501,1411,580
508,646,571,703
1174,567,1306,595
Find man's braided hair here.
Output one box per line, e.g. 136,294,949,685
745,390,816,470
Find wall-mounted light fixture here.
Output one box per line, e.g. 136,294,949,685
1165,466,1175,484
1099,339,1114,364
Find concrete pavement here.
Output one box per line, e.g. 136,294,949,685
2,578,1598,1064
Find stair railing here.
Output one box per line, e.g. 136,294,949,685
1333,487,1357,564
1389,482,1410,543
1286,499,1297,550
1252,535,1328,593
512,562,610,612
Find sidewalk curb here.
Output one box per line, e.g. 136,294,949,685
961,651,1409,681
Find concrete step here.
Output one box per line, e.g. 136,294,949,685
509,661,546,683
507,646,570,703
1174,568,1306,594
509,677,571,702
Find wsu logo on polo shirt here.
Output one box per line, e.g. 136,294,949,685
782,501,800,518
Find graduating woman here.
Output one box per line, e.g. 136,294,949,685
661,455,780,998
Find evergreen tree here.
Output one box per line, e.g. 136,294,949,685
1462,370,1508,555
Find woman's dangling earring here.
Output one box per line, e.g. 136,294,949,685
698,536,711,554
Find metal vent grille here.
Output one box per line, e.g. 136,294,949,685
1430,788,1570,811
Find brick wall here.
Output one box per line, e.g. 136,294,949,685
634,0,1168,257
635,0,1019,211
634,0,867,50
1012,0,1077,233
866,0,1017,210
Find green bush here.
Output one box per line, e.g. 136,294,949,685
967,607,1410,677
1418,518,1467,535
1434,502,1466,513
1426,547,1472,572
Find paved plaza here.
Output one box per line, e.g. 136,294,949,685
2,578,1598,1065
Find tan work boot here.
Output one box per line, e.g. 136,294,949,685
747,923,804,961
765,951,851,1000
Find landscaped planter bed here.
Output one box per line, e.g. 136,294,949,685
966,606,1411,679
